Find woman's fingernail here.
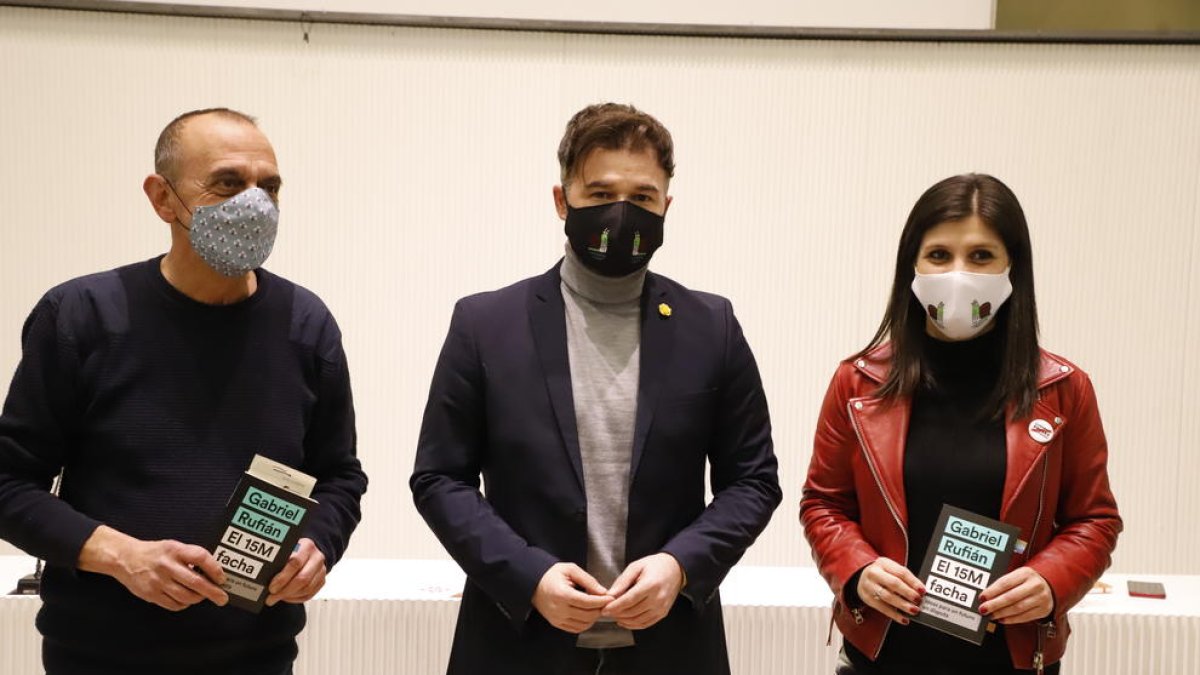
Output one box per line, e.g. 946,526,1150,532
979,605,989,615
909,606,920,615
900,617,910,625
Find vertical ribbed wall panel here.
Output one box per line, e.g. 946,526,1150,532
1066,613,1200,675
724,604,840,675
6,591,1200,674
297,598,459,674
0,599,42,674
299,598,845,675
1,7,1198,574
285,562,862,674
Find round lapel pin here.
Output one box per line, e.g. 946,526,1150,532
1028,419,1055,444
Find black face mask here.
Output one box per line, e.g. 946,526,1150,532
563,197,665,277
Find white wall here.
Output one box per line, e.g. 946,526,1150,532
53,0,996,29
0,6,1198,574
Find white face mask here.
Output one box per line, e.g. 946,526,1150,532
911,268,1013,340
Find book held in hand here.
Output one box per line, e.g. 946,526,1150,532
208,455,318,613
911,504,1021,644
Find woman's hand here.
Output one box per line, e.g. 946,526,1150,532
979,567,1054,624
856,557,925,624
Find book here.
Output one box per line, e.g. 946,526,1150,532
208,455,318,613
911,504,1021,645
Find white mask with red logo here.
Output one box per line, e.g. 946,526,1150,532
911,268,1012,340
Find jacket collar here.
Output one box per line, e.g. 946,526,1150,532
852,341,1076,390
529,263,585,490
631,271,673,480
847,340,1075,525
527,261,674,491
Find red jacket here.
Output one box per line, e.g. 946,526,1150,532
800,345,1121,670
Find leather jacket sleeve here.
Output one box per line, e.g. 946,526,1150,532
800,363,880,603
1026,372,1122,614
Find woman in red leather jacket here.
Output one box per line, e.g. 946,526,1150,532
800,174,1121,675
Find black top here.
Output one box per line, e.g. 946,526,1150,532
848,328,1013,670
0,257,367,674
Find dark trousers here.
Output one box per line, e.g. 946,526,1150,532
837,647,1061,675
571,647,637,675
45,662,293,675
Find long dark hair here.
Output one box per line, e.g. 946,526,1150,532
854,173,1041,419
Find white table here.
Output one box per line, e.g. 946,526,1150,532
3,556,1196,674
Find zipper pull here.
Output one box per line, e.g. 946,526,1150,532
1045,620,1057,639
826,603,837,646
1032,615,1049,674
851,607,864,625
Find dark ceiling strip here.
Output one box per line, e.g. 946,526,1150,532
4,0,1199,44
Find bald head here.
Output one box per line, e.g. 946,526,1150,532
154,108,259,182
144,109,281,238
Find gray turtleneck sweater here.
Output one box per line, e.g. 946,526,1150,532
560,246,644,649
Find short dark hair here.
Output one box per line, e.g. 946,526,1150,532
154,107,258,180
557,103,675,185
855,173,1041,419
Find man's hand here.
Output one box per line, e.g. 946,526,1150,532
78,525,229,612
601,553,684,630
532,563,613,634
266,538,326,607
979,567,1054,624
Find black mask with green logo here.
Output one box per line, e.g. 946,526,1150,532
563,198,664,277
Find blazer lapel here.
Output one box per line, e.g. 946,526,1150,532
629,273,675,480
528,263,585,491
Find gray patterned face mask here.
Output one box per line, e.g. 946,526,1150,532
170,184,279,278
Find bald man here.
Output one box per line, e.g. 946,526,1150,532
0,108,367,675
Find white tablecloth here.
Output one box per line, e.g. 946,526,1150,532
2,556,1196,674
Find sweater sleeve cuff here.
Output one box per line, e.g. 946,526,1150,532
45,511,103,570
299,514,349,570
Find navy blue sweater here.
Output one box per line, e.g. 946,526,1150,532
0,257,367,674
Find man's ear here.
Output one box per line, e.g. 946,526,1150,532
663,194,673,216
553,184,568,221
143,174,179,225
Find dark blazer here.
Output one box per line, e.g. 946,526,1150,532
411,262,781,675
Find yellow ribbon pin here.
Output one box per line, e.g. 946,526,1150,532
658,303,672,318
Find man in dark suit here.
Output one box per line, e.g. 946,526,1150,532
411,103,781,675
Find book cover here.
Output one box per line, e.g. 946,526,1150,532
208,455,318,613
911,504,1022,644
